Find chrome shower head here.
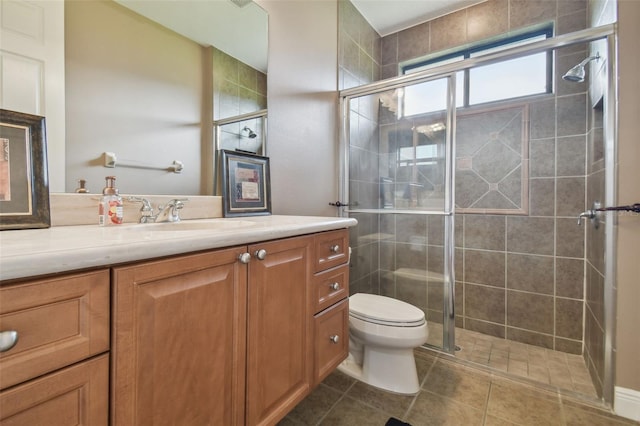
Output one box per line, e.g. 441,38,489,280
242,126,257,139
562,52,600,83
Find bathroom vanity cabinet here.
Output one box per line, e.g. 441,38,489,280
0,270,110,424
0,223,351,426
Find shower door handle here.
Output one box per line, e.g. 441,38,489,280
329,201,350,207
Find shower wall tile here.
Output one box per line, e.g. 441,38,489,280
530,99,556,140
466,0,508,43
455,248,464,281
556,298,584,340
379,270,395,297
506,254,554,295
396,275,428,314
464,215,506,251
466,318,506,339
379,241,396,271
464,250,506,288
556,177,586,217
586,264,605,328
556,218,585,258
556,257,585,299
507,327,554,349
455,214,464,248
455,281,464,317
530,139,556,178
507,217,555,255
381,33,398,66
557,94,587,137
507,291,554,334
508,0,557,29
427,280,444,311
427,245,445,275
557,135,587,176
430,9,467,52
395,242,427,272
466,283,505,324
557,9,588,35
427,216,445,246
396,215,428,243
558,0,588,16
554,337,582,355
397,22,430,63
529,178,555,216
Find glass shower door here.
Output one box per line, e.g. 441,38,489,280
341,74,457,353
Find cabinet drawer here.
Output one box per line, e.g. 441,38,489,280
0,270,110,390
313,299,348,385
314,229,349,272
312,265,349,314
0,354,109,425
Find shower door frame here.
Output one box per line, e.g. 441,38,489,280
338,23,618,403
340,72,459,354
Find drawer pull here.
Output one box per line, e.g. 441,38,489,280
329,282,340,291
0,330,18,352
329,245,340,254
329,335,340,344
255,249,267,260
238,252,251,264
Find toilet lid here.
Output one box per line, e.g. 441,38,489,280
349,293,426,327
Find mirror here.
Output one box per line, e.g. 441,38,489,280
63,0,267,195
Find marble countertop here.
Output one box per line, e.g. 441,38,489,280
0,215,357,281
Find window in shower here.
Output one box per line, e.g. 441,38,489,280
401,26,553,116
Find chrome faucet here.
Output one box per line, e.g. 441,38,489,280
128,197,188,223
161,198,187,222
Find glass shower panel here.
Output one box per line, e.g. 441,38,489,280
345,75,455,354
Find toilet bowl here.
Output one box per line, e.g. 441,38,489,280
337,293,428,395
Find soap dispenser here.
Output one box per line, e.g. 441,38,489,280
99,176,123,226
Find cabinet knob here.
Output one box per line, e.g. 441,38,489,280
329,282,340,291
0,330,18,353
329,335,340,344
255,249,267,260
238,252,251,264
330,245,340,254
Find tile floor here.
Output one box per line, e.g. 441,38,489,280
279,349,637,426
429,326,598,398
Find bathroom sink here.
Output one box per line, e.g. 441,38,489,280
125,219,257,232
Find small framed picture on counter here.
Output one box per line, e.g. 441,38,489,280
220,149,271,217
0,109,50,230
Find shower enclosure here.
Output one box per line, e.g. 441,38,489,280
340,25,617,403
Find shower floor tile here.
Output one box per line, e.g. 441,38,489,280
426,325,598,399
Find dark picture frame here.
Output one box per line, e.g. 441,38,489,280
0,109,50,230
220,149,271,217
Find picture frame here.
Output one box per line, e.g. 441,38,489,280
220,149,271,217
0,109,50,230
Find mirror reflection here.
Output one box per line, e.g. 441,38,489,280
63,0,266,195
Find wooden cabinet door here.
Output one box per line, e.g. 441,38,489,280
0,354,109,426
112,247,248,426
246,236,313,426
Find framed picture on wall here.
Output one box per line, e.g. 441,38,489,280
0,109,50,230
220,149,271,217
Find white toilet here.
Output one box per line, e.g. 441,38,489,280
337,293,429,395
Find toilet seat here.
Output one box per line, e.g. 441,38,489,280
349,293,426,327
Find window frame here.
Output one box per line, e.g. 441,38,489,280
401,26,554,109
